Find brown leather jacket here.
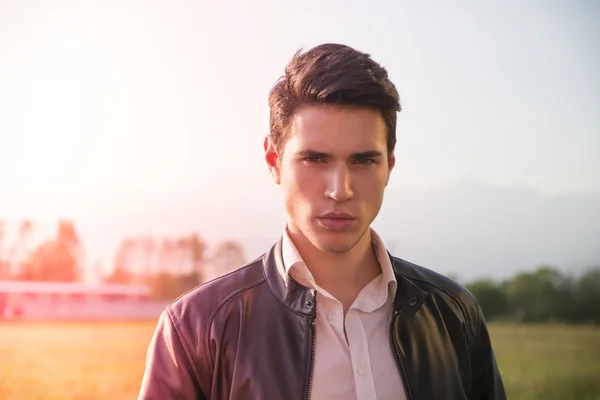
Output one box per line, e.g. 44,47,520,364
137,239,506,399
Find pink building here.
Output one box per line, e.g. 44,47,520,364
0,281,169,320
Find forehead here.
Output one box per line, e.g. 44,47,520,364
285,106,387,153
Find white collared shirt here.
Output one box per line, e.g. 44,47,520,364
278,227,406,400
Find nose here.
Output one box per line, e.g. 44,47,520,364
325,164,354,201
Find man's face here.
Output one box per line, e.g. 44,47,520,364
265,105,395,254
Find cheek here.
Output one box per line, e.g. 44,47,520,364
356,170,387,189
355,172,388,205
281,165,319,195
281,167,322,218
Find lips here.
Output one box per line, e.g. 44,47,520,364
317,212,356,230
320,212,355,220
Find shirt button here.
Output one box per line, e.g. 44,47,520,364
358,367,365,376
329,313,337,322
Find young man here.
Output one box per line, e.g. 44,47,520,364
138,43,506,400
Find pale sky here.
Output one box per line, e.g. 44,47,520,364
0,0,598,277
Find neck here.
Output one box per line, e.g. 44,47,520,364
287,224,382,309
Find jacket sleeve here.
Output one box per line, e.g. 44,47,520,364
137,309,207,400
469,301,507,399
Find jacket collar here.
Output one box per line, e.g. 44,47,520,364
262,238,428,317
262,239,317,317
389,251,429,316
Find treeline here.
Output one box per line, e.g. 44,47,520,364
0,219,246,300
465,266,600,324
105,234,246,299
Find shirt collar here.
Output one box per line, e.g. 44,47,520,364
278,225,398,300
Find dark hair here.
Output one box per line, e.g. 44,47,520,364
268,43,401,158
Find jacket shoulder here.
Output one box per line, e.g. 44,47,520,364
391,256,481,323
139,255,269,398
166,254,267,322
156,255,268,386
391,256,506,398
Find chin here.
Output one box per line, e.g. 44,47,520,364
318,243,356,254
308,231,364,254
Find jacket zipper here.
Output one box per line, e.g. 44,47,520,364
306,315,317,400
389,309,412,400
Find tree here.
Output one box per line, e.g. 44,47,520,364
175,237,190,275
20,220,81,281
466,279,509,321
103,264,133,284
135,233,207,299
112,239,135,280
188,233,206,284
139,236,156,276
212,240,246,278
57,220,83,267
105,239,133,284
8,219,33,277
148,272,182,300
505,266,572,322
158,238,176,274
573,267,600,323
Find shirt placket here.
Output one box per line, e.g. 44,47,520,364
345,308,378,399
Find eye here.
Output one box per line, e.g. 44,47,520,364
354,158,375,165
304,155,325,163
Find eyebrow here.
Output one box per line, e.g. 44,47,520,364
352,150,383,159
296,149,383,158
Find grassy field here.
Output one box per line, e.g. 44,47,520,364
0,321,599,399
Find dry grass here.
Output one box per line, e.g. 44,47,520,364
0,321,155,400
0,321,599,399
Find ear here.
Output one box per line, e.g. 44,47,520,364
264,136,282,185
385,152,396,186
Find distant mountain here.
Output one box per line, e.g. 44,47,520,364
374,180,600,281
